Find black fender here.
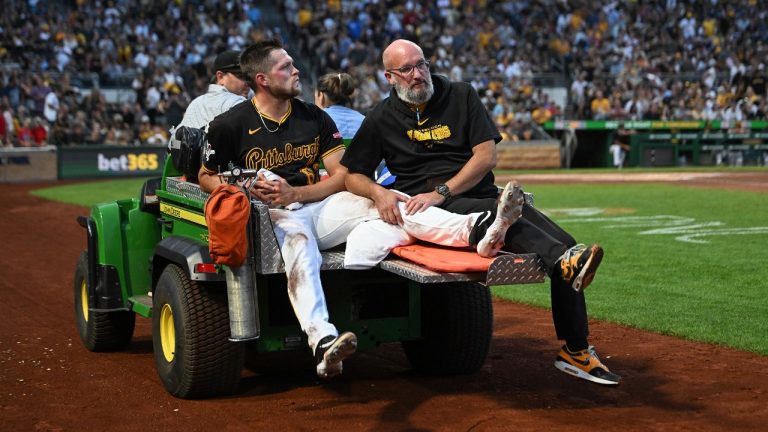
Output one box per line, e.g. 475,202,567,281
77,216,127,312
152,236,226,285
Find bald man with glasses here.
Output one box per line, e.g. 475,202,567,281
342,39,620,386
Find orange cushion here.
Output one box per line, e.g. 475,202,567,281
391,243,493,273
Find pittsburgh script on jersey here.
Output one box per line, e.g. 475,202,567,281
407,124,451,142
244,137,319,170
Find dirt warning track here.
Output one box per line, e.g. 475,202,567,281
1,177,766,432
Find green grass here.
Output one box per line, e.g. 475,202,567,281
493,183,768,355
495,165,768,175
30,172,768,355
30,178,147,207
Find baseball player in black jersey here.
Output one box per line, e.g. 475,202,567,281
342,39,620,386
196,40,531,380
199,40,374,380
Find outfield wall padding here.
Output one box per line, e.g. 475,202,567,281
496,140,561,169
0,146,58,183
57,145,166,179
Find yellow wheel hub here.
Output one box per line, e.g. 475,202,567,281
159,304,176,362
80,280,89,322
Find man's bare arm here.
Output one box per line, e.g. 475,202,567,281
404,140,497,214
346,172,407,225
289,150,347,203
198,166,224,193
442,140,497,195
250,150,347,206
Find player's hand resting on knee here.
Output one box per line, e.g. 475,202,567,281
371,188,407,225
404,192,445,215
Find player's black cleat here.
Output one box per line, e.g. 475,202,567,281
477,181,524,257
315,332,357,379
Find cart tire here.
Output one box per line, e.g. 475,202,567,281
152,263,245,398
74,251,135,351
402,281,493,374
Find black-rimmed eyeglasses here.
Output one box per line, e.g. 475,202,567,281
386,60,430,77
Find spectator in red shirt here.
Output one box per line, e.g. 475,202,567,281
30,117,48,146
16,118,34,147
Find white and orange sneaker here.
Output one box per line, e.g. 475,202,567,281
554,345,620,386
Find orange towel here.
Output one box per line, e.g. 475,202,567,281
391,243,493,273
205,183,250,267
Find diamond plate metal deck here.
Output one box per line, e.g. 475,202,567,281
247,198,546,285
378,258,485,283
250,201,284,274
162,179,546,286
486,253,546,285
166,176,210,202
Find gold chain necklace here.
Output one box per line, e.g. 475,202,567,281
255,106,280,133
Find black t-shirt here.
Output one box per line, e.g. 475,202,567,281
750,73,766,96
341,74,501,198
203,98,344,186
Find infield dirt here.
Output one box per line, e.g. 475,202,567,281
1,172,766,431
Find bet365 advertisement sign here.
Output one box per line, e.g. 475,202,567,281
59,146,166,179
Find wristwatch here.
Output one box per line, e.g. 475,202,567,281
435,183,451,199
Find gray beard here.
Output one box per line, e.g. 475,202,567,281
394,80,434,105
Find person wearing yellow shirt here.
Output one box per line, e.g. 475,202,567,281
297,7,312,27
590,90,611,119
702,18,716,37
531,104,552,124
495,107,515,128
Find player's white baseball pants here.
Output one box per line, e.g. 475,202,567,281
269,191,482,352
343,192,485,269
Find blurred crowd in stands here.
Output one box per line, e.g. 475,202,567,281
286,0,768,141
0,0,272,147
1,0,767,148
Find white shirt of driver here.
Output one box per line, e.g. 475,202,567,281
176,84,247,131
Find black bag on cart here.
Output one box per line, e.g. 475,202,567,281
168,126,206,181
